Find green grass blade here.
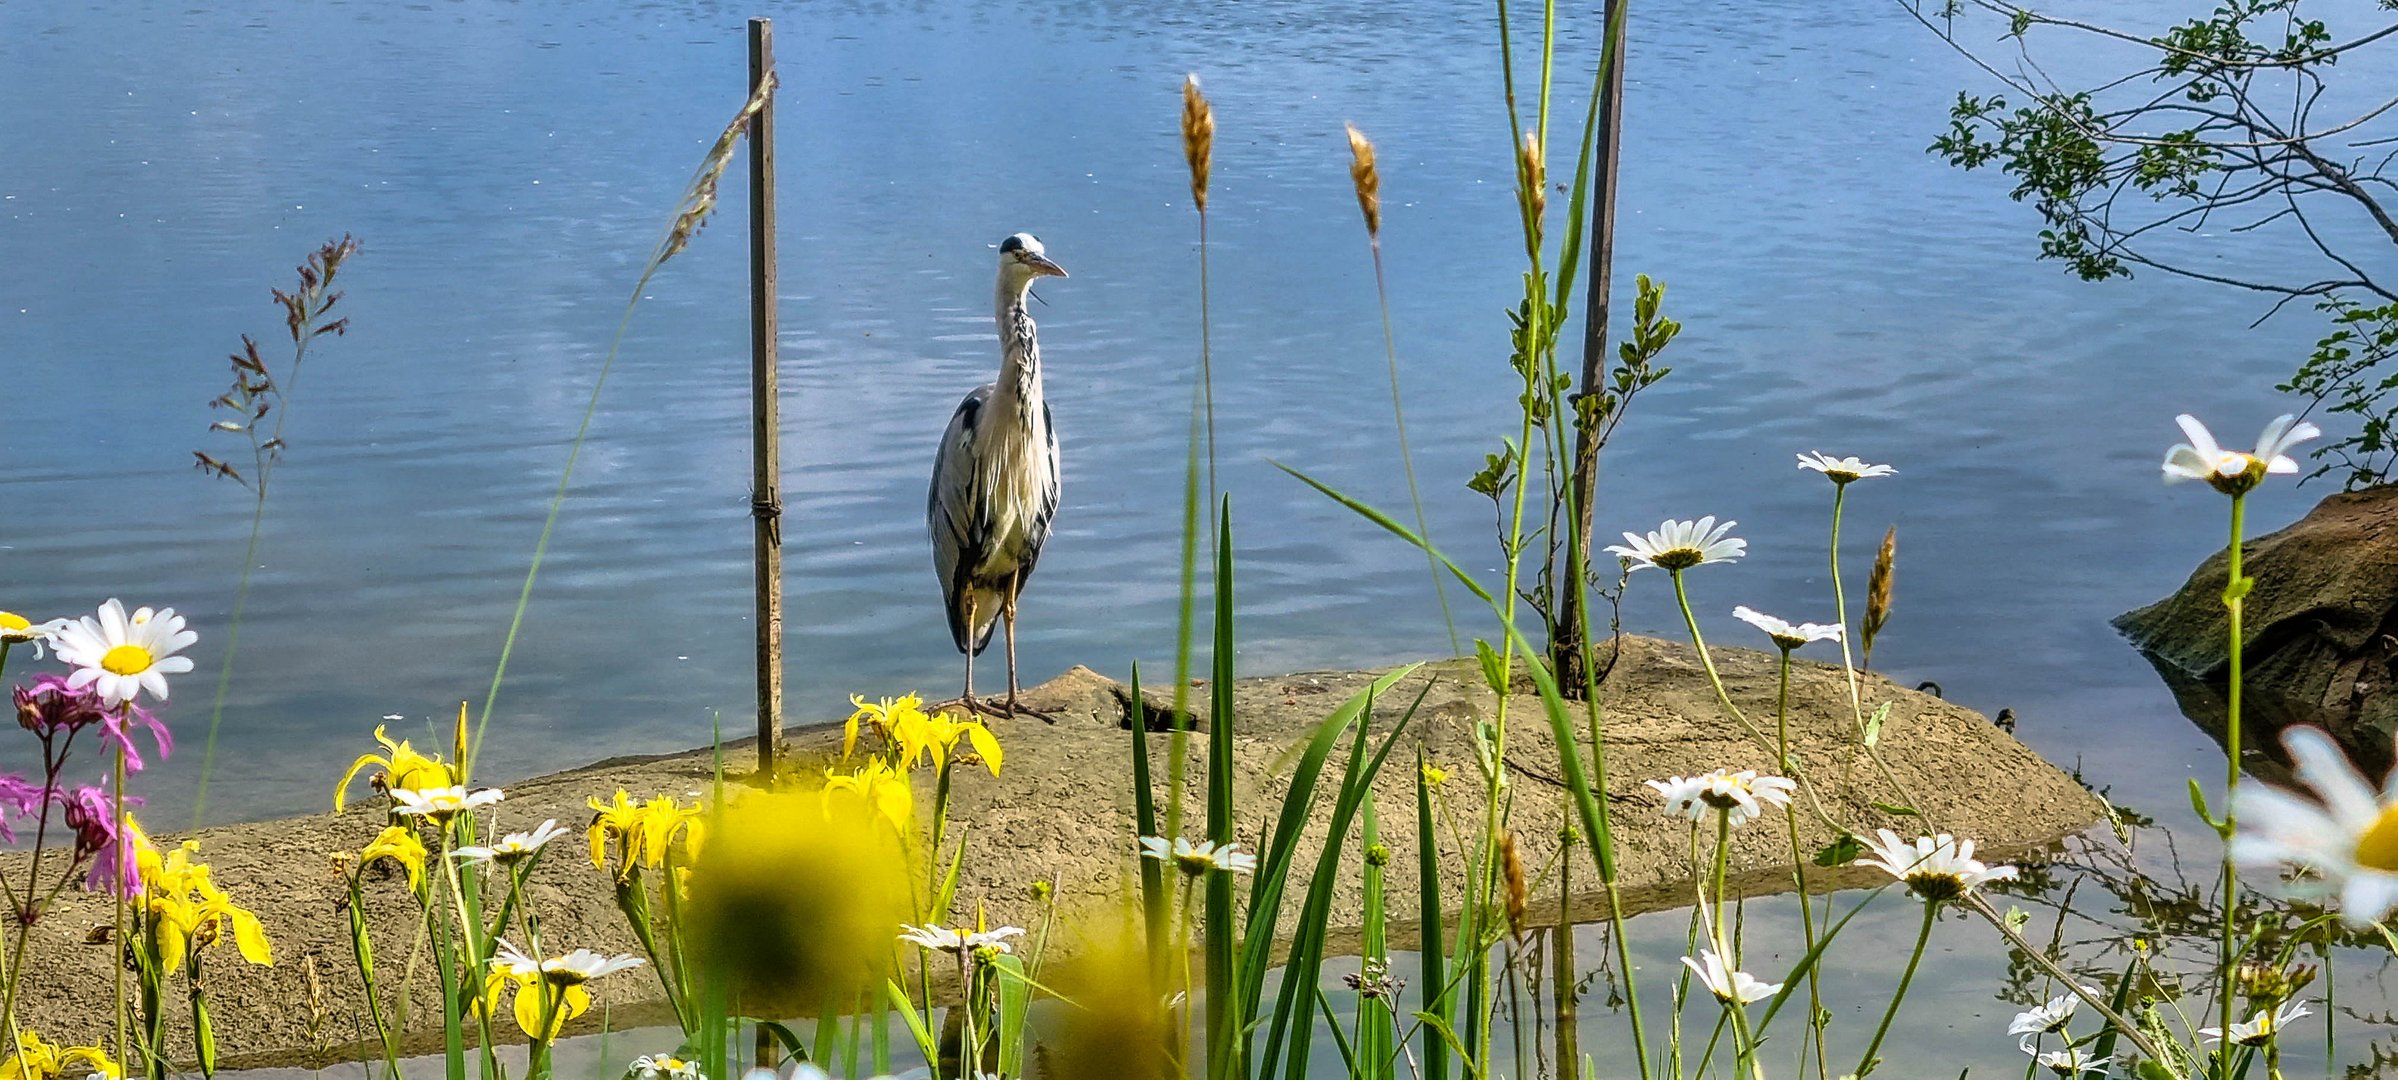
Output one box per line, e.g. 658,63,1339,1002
1207,497,1240,1080
1417,750,1451,1080
1261,699,1421,1080
1238,664,1423,1018
1130,664,1170,984
1360,800,1392,1080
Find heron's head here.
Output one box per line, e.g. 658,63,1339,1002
997,233,1068,285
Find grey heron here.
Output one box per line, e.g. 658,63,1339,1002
928,232,1068,719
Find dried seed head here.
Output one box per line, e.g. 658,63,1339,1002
1518,132,1547,226
1344,123,1381,237
1181,75,1215,213
660,70,777,270
1498,829,1529,939
1862,526,1896,666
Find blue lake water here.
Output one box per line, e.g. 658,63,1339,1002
6,0,2395,1072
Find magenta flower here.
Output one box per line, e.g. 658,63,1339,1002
61,786,143,898
97,700,172,773
14,674,107,737
0,774,39,844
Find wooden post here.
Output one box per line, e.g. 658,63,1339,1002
747,17,783,781
1554,0,1628,697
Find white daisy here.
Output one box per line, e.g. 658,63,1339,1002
0,611,68,657
1645,769,1797,827
1681,949,1780,1005
1606,516,1745,572
50,599,197,705
1795,452,1896,484
627,1055,704,1080
1731,606,1843,651
2200,998,2311,1047
1139,835,1258,876
453,819,568,865
2018,1037,2110,1077
899,923,1027,956
492,940,646,985
391,785,504,820
2006,990,2086,1036
2230,726,2398,925
2162,413,2318,495
1858,830,2018,903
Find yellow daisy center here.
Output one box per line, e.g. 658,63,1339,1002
1653,547,1705,571
100,643,154,676
2354,804,2398,872
0,612,29,632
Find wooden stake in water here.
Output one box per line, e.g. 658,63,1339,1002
747,16,783,780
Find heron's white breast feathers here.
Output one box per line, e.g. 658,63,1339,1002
965,401,1055,579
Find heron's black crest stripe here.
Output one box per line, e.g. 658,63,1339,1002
998,234,1027,253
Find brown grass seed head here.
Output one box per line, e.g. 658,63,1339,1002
1863,525,1896,658
1518,132,1546,224
1499,829,1529,939
1182,74,1214,212
1345,123,1381,237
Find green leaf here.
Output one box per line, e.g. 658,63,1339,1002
1870,802,1921,817
886,979,940,1064
1474,639,1506,695
2004,906,2030,934
1862,701,1892,748
995,953,1033,1078
2223,576,2254,604
1813,835,1865,867
2188,777,2221,829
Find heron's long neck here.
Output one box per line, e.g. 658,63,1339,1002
992,284,1043,423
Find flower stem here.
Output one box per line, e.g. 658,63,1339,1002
1776,649,1832,1080
2218,490,2249,1080
1828,483,1865,725
1853,899,1938,1078
114,745,130,1074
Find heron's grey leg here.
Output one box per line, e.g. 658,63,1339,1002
1002,575,1056,724
960,593,981,712
1003,595,1020,706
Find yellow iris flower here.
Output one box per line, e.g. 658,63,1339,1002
0,1029,120,1080
360,824,430,894
822,759,915,834
334,725,457,812
586,789,705,879
137,833,273,973
844,693,1003,776
477,970,588,1039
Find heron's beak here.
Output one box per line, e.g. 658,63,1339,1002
1027,253,1069,279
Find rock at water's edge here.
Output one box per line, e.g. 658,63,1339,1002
2115,484,2398,770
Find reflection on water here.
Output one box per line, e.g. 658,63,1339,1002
2,0,2371,830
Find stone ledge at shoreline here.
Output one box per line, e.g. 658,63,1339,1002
3,636,2105,1065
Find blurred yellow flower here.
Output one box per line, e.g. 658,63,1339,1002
0,1028,119,1080
845,693,1003,776
587,789,704,880
360,824,429,894
334,725,456,812
137,833,272,973
683,787,910,1018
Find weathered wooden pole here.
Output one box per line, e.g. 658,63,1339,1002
1554,0,1628,698
747,16,783,780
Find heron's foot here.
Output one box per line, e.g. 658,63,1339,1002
929,695,993,719
999,696,1060,725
